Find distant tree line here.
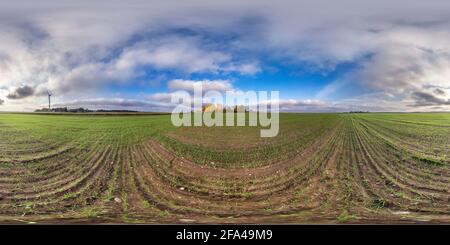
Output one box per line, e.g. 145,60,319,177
349,111,370,113
35,107,138,113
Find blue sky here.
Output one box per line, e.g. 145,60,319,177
1,0,450,112
106,61,336,98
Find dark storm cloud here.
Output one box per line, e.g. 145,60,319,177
410,91,450,107
434,88,446,96
6,85,35,99
0,98,4,105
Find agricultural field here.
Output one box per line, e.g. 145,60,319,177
0,112,449,224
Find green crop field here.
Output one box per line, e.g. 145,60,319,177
0,113,449,223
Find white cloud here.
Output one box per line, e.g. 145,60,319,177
316,79,350,99
259,98,328,111
223,62,261,75
146,79,235,106
115,38,231,74
355,26,450,92
147,91,199,104
147,92,174,103
278,99,326,107
148,79,267,109
168,79,233,93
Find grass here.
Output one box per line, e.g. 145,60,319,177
0,113,175,149
0,112,448,223
80,207,102,218
163,113,341,167
337,210,357,222
63,192,77,201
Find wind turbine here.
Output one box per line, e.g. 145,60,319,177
47,90,52,111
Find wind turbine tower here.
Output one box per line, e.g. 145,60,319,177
47,91,52,111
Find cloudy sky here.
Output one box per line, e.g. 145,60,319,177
1,0,450,112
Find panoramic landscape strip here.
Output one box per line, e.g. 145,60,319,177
1,1,450,235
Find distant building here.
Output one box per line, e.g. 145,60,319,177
201,104,249,113
202,103,224,112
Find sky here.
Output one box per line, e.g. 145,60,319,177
1,0,450,112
